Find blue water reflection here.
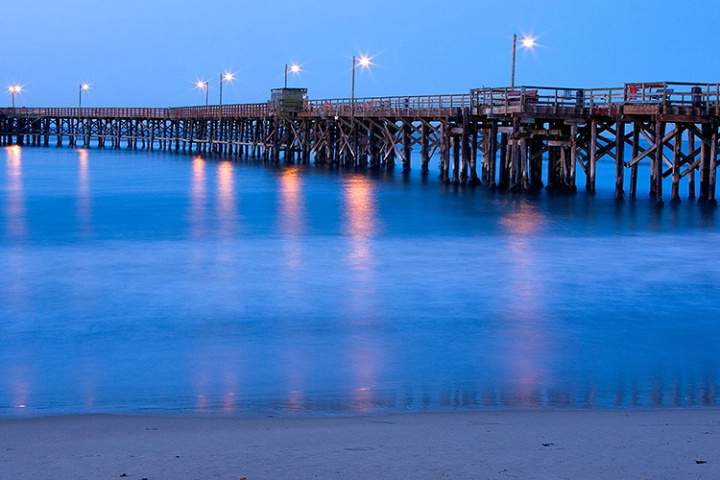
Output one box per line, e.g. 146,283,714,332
0,147,718,417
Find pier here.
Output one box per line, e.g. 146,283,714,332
1,81,719,205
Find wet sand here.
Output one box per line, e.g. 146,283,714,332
1,409,717,479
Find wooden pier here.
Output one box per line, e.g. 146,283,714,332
1,81,719,206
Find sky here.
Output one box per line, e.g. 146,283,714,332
2,0,719,108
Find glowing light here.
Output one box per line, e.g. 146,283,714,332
8,85,22,94
284,64,302,88
222,72,234,82
196,80,208,90
511,34,539,87
80,83,90,91
521,37,536,48
356,55,371,68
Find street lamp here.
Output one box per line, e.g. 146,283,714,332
219,72,234,108
350,55,372,162
351,55,371,118
196,80,209,106
284,63,300,89
510,34,536,88
217,72,234,145
8,85,21,112
79,83,90,110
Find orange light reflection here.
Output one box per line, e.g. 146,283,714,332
278,167,305,237
343,175,377,271
278,167,306,272
216,160,238,238
277,168,309,411
76,149,92,236
498,202,550,407
4,145,26,239
342,174,382,412
2,146,29,311
189,156,207,238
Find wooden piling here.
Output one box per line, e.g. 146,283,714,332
402,123,412,172
653,120,665,206
699,123,712,203
709,126,718,207
498,132,509,190
671,127,682,204
420,123,430,173
587,119,597,194
615,120,625,198
630,123,640,199
688,128,696,199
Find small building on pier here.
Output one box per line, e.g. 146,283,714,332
269,88,308,115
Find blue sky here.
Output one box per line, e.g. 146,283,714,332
3,0,719,107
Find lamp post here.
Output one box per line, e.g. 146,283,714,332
350,55,371,162
510,34,536,88
284,63,300,89
219,72,234,109
350,55,371,120
217,72,234,146
8,85,21,112
196,80,209,106
79,83,90,111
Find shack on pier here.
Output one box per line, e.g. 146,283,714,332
269,87,308,115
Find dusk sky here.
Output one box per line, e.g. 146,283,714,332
3,0,719,107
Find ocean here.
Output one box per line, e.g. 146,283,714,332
1,145,717,416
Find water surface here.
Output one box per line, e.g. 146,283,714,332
1,146,717,416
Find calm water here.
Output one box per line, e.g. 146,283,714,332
0,146,718,417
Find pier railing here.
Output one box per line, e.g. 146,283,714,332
472,86,588,115
168,104,269,119
622,82,720,112
0,107,170,119
305,94,471,118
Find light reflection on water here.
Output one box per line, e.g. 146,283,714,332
499,204,549,407
342,174,381,413
4,145,25,240
0,146,718,417
189,156,207,239
76,149,91,238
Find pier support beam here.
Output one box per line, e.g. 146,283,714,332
698,123,713,204
420,123,430,173
709,125,718,207
481,123,498,188
586,119,597,194
652,120,666,206
402,123,412,172
671,127,682,204
615,121,625,198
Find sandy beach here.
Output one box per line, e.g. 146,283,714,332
1,409,717,479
